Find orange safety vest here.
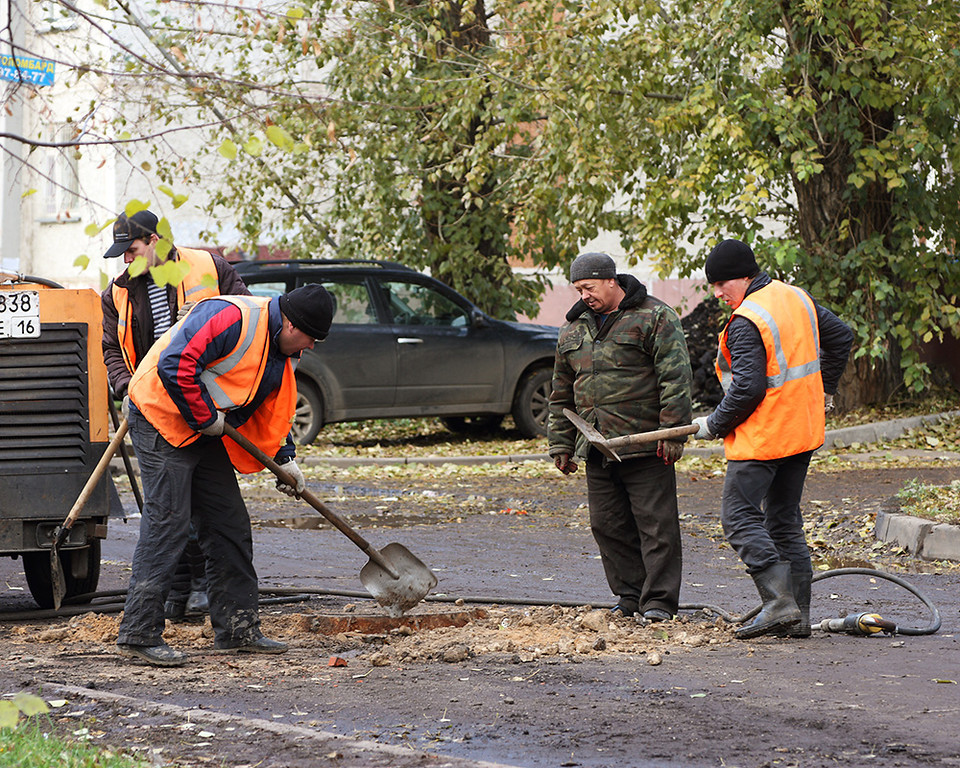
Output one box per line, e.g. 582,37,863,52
715,280,825,461
112,248,221,375
128,295,297,473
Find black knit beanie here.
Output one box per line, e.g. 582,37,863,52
279,283,334,340
704,239,760,283
570,252,617,283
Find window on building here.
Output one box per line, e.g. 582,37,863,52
40,124,81,222
36,2,79,33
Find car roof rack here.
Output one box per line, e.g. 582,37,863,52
235,258,416,272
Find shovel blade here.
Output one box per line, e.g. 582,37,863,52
50,535,67,611
359,542,438,616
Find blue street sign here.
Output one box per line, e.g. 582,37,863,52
0,55,55,87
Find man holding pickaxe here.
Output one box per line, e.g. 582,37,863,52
548,252,693,623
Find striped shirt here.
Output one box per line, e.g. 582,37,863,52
146,279,172,341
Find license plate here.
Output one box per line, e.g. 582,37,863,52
0,291,40,338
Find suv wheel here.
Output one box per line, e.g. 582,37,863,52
292,380,324,445
512,367,552,439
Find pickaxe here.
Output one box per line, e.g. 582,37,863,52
563,408,698,462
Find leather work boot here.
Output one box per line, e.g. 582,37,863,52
215,634,289,654
184,589,210,617
735,561,801,639
773,570,812,638
118,642,187,667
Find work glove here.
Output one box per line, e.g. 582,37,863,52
121,395,131,421
657,439,684,465
692,416,714,440
199,411,226,437
824,393,835,414
276,459,305,498
553,452,579,475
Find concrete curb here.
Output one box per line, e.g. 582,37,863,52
875,511,960,563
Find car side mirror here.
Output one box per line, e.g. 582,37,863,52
470,308,489,329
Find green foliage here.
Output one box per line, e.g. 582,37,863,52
104,0,960,391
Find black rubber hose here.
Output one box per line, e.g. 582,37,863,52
0,272,65,289
0,569,939,633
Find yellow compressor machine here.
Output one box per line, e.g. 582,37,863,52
0,273,115,608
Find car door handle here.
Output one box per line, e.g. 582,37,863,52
397,337,423,344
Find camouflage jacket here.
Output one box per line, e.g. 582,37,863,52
548,274,693,461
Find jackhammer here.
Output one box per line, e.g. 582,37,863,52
817,612,899,636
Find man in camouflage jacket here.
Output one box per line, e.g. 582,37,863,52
548,252,693,622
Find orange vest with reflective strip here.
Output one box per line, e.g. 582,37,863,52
128,295,297,473
112,248,221,375
715,280,825,461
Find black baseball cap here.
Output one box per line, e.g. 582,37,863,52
103,210,159,259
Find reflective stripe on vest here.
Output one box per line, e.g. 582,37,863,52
716,284,821,393
715,280,825,461
176,248,221,305
199,295,269,410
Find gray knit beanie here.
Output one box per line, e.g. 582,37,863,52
570,252,617,283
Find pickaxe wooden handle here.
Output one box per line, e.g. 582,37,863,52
563,408,697,462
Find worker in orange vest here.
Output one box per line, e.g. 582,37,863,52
101,209,250,622
693,239,853,639
116,286,333,666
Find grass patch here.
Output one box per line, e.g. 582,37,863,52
896,478,960,525
0,720,149,768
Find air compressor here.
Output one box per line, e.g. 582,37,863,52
0,272,117,608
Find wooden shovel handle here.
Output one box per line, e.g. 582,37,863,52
221,424,398,576
60,418,129,533
605,423,700,450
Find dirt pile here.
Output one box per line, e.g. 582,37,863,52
7,604,735,668
682,298,725,409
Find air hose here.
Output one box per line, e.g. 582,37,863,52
0,566,941,634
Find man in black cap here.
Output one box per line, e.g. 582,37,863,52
101,209,250,622
548,252,693,623
693,239,853,639
115,284,334,666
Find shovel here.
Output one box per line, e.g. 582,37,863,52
50,418,129,610
563,408,698,462
223,423,437,616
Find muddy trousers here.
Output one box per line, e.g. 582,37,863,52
118,406,261,648
585,454,682,615
720,451,814,583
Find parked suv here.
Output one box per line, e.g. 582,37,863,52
231,260,559,444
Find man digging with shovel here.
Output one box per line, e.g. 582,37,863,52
692,239,853,639
116,285,334,666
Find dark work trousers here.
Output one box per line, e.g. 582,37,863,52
720,451,814,579
585,454,682,615
118,405,261,648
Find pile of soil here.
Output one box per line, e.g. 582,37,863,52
682,298,725,409
7,604,734,670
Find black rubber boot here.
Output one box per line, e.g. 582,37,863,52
774,570,812,638
735,562,801,639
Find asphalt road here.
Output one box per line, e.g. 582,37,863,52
2,462,959,768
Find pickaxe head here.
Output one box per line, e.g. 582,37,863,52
562,408,621,462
